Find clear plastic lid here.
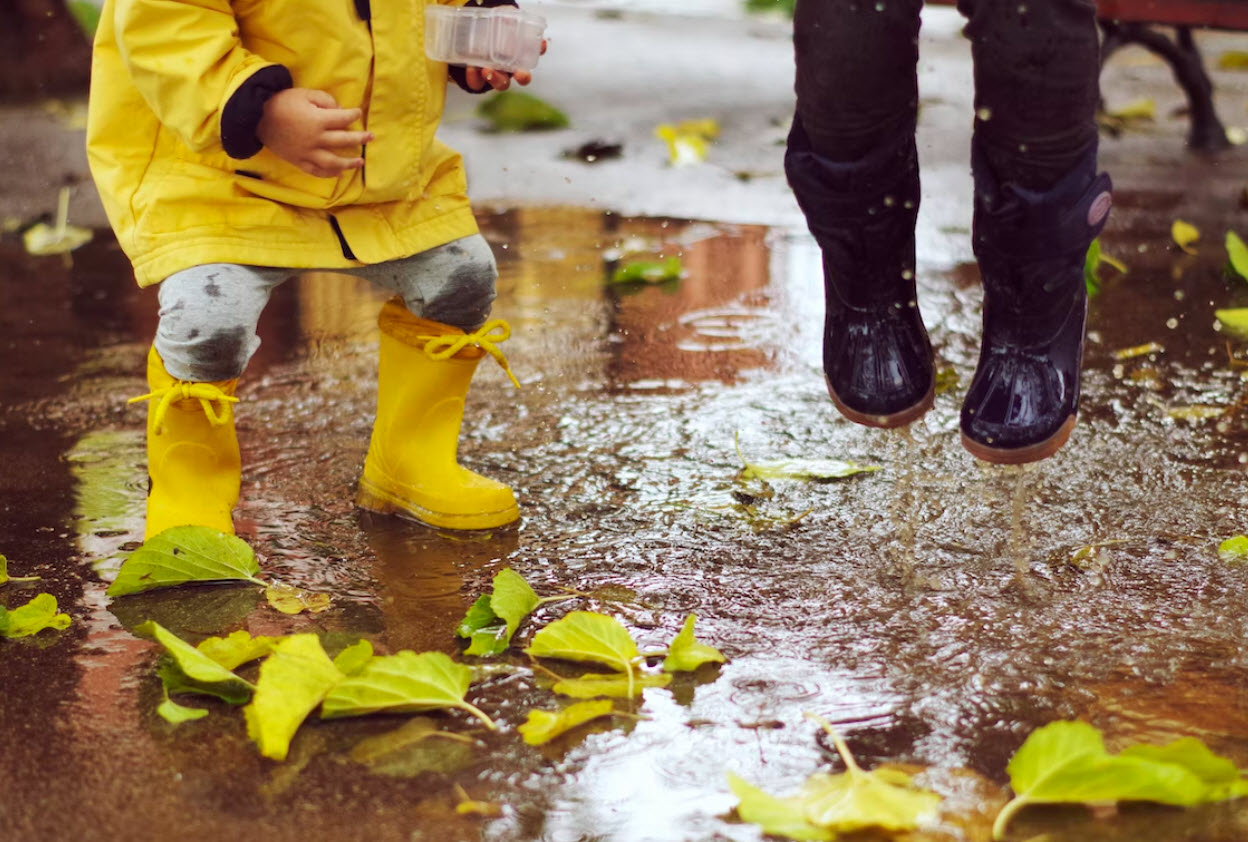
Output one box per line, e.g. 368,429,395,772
425,6,547,73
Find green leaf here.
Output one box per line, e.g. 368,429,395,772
333,640,375,675
0,554,40,586
477,90,569,132
727,772,836,842
491,567,541,643
0,593,71,638
551,671,671,699
67,0,101,37
321,650,495,729
744,0,796,18
1084,238,1103,297
107,526,264,597
525,611,641,675
1215,308,1248,341
243,634,344,761
195,630,278,670
993,721,1212,840
458,568,543,657
799,720,941,832
264,582,331,615
518,700,616,745
1227,231,1248,282
662,614,726,672
456,594,499,638
156,691,209,724
736,432,880,481
139,620,254,702
610,256,683,285
1218,535,1248,564
1173,219,1201,254
1121,738,1248,801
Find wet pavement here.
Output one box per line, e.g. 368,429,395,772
5,5,1248,842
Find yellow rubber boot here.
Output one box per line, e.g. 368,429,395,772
357,299,519,530
130,347,241,539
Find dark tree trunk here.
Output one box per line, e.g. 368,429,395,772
0,0,93,101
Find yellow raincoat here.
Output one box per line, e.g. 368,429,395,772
87,0,479,287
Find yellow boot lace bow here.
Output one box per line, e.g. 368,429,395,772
418,319,521,389
128,382,239,435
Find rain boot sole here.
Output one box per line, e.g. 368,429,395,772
357,477,519,531
827,379,936,430
960,414,1077,465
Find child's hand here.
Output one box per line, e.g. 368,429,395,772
257,88,374,178
462,39,547,92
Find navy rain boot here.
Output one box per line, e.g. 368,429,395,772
785,118,934,428
961,141,1112,464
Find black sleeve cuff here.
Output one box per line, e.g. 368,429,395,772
447,0,520,94
221,65,294,160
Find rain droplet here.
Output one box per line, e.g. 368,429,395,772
976,107,993,121
901,269,914,280
1174,290,1185,301
884,195,896,207
874,1,885,10
1166,317,1179,329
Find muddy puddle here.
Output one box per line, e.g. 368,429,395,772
1,201,1247,842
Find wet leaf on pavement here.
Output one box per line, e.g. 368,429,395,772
1172,219,1201,254
1218,535,1248,563
527,611,643,697
609,255,683,285
1225,230,1248,282
662,614,726,672
735,432,880,482
477,90,569,132
1215,308,1248,340
195,629,279,671
992,720,1241,840
457,567,543,657
729,715,939,839
264,582,332,615
551,671,670,699
107,526,265,597
0,554,40,586
518,699,615,745
244,634,344,761
0,593,71,638
140,620,254,703
321,650,495,729
156,690,209,725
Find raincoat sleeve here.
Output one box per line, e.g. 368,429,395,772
112,0,288,155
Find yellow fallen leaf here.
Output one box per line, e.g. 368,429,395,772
23,187,92,256
1107,98,1156,121
1112,342,1163,361
654,118,719,167
1220,50,1248,70
264,582,332,615
1172,219,1200,254
1166,405,1225,421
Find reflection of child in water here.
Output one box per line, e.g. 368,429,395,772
86,0,537,539
786,1,1111,464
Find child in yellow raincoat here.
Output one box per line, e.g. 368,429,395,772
86,0,536,538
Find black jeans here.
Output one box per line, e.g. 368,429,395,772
792,0,1101,189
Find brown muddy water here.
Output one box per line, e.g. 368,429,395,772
1,202,1247,842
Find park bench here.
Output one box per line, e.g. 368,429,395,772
931,0,1248,150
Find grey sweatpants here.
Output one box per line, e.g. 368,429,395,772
154,234,498,382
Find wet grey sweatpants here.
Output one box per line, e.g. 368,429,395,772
154,234,498,382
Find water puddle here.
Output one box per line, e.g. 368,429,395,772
1,202,1246,840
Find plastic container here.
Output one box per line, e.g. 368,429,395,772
425,5,547,73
